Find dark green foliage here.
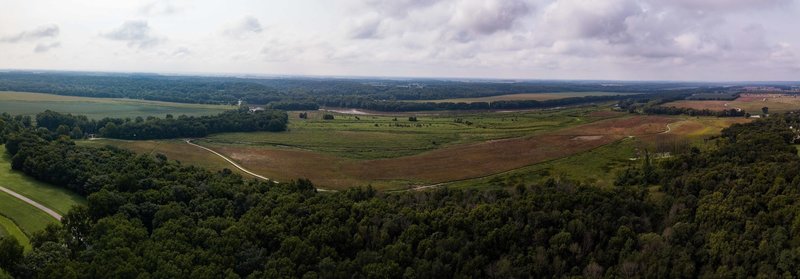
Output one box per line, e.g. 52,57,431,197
0,71,721,112
322,114,334,120
34,109,288,140
0,237,23,274
6,111,800,277
643,106,746,117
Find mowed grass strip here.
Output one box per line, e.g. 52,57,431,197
0,190,56,237
0,91,234,119
0,214,31,251
0,148,85,215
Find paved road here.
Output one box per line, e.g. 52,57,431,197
0,186,62,220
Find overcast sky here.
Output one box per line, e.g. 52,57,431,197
1,0,799,81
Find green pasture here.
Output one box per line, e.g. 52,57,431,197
202,105,619,159
0,91,234,119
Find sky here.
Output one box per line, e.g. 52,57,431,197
1,0,799,81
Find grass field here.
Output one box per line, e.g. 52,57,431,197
0,190,55,241
0,91,234,119
0,215,31,251
0,145,86,250
89,104,746,191
409,92,637,103
663,93,800,114
198,114,674,190
0,148,86,215
204,107,621,160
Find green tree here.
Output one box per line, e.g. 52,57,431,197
0,237,24,273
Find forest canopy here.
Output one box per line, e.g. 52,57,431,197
2,111,800,277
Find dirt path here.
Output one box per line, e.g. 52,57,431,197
185,140,335,192
661,123,672,134
0,186,61,220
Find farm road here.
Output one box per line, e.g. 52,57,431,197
185,140,335,192
0,186,61,220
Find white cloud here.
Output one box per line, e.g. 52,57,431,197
101,21,164,49
0,0,798,80
33,42,60,53
222,16,263,39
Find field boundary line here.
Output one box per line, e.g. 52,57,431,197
0,186,61,220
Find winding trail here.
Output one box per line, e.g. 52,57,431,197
186,139,276,182
185,140,335,192
661,123,673,134
0,186,61,220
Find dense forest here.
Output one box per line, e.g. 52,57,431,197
0,71,730,112
2,111,800,277
33,109,287,140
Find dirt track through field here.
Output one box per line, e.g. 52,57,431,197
208,116,676,190
0,186,61,220
185,140,336,192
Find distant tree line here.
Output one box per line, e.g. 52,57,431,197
34,108,287,140
0,71,734,112
642,106,747,117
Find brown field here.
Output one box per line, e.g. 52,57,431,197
205,115,675,190
664,93,800,113
408,92,635,103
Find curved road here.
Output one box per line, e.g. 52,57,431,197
0,186,61,220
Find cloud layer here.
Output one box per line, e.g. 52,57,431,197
101,21,164,49
0,0,798,80
0,25,59,43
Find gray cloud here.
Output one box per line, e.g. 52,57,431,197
34,42,61,53
0,25,60,43
222,16,263,39
347,16,383,39
450,0,530,36
101,21,164,49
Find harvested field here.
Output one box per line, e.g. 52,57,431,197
408,92,636,103
663,93,800,113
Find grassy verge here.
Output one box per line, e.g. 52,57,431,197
0,147,86,215
0,190,56,238
0,215,31,252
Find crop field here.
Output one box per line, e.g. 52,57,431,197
0,91,234,119
409,92,637,103
663,93,800,114
0,149,86,215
